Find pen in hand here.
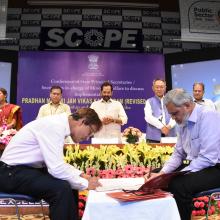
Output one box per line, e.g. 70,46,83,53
147,166,152,179
144,166,152,182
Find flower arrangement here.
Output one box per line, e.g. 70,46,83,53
65,143,220,220
78,191,88,219
192,195,220,217
122,126,142,144
86,165,150,179
64,143,174,172
0,128,17,145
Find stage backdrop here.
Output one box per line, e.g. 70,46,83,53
17,51,165,132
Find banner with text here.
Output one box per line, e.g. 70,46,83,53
17,51,165,132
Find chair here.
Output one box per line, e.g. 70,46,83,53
0,192,46,220
194,187,220,220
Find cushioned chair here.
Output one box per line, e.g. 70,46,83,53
194,187,220,220
0,192,46,220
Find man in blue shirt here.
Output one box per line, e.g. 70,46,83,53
146,88,220,220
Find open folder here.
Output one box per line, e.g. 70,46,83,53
138,170,189,191
107,170,189,202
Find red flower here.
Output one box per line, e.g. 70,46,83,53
86,167,96,176
78,209,84,217
124,165,134,174
79,201,85,209
194,201,200,208
192,210,197,216
106,169,115,178
199,201,205,208
135,166,145,176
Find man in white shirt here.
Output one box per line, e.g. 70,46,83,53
37,85,71,118
0,108,102,220
90,81,128,142
37,85,72,143
193,82,216,110
144,79,176,143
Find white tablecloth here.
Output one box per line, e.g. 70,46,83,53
82,190,181,220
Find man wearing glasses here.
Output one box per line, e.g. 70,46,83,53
0,108,102,220
144,78,176,143
145,89,220,220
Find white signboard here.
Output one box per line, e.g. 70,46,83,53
179,0,220,42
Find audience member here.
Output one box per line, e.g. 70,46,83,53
37,85,71,118
145,88,220,220
193,82,215,110
90,81,127,142
0,108,102,220
0,87,22,133
144,79,176,143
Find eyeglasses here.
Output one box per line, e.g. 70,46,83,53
87,124,96,138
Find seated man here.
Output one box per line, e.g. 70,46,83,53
145,89,220,220
0,87,22,132
0,108,102,220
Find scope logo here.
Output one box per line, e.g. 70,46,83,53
40,27,141,50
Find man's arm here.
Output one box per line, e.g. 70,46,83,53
65,104,72,116
144,100,164,129
36,123,89,190
161,135,186,173
117,102,128,125
182,111,220,172
36,105,45,119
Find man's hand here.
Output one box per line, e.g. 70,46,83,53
80,173,91,181
144,171,164,182
102,116,114,125
87,177,102,190
161,126,170,136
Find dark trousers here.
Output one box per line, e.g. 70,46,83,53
0,162,78,220
168,165,220,220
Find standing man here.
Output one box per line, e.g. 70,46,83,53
0,108,102,220
90,81,128,142
193,82,215,110
144,79,176,143
37,85,71,118
145,89,220,220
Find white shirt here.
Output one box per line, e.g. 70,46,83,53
90,99,128,139
1,113,88,190
37,101,73,144
37,102,71,118
194,98,216,111
144,98,176,129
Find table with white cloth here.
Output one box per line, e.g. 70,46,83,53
82,190,181,220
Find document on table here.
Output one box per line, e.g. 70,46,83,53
96,178,145,192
